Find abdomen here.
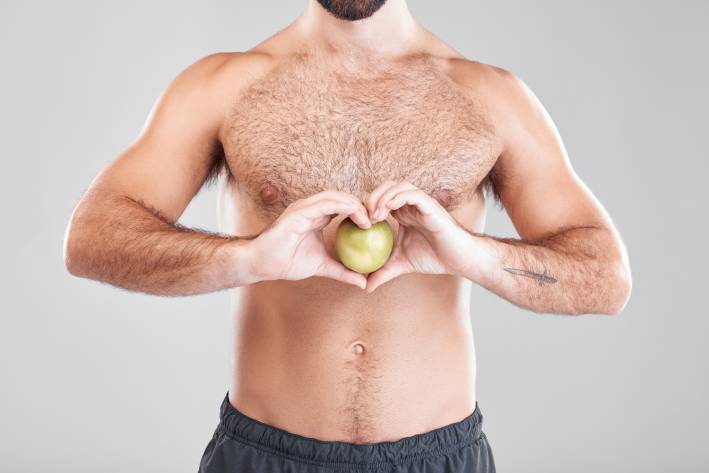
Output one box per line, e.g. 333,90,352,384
228,271,478,443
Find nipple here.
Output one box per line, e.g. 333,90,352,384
353,343,365,355
433,188,452,208
259,183,279,204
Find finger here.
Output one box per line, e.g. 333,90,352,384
365,258,411,293
305,192,371,228
345,205,372,229
316,257,367,289
307,200,372,231
310,213,337,232
305,190,363,209
364,179,399,220
385,189,438,217
300,199,357,220
373,181,418,221
285,200,353,234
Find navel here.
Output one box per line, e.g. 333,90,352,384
259,182,280,204
352,343,366,356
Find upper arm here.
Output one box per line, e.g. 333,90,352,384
488,68,614,240
84,52,235,222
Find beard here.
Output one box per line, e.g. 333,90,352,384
316,0,388,21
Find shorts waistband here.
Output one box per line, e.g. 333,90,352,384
216,392,485,468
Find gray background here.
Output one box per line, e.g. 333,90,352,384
2,1,707,471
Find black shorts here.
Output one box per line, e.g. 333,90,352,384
198,393,496,472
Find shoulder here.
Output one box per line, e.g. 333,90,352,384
445,58,533,106
171,50,277,93
148,50,279,127
444,58,550,136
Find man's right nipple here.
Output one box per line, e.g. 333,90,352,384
259,183,279,204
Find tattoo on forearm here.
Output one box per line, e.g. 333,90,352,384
504,267,558,285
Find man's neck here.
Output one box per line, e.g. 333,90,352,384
297,0,420,56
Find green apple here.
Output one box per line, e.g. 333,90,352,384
335,217,394,274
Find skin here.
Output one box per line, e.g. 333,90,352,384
64,0,631,444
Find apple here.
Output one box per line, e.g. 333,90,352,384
335,217,394,274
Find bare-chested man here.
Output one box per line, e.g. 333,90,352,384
64,1,632,471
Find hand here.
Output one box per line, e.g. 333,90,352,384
364,180,478,292
249,190,372,289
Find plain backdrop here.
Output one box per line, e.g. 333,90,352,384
2,1,708,472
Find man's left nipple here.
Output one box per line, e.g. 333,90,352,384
433,189,452,207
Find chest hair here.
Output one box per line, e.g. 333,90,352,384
223,53,499,219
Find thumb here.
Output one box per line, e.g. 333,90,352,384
316,256,367,289
365,258,410,293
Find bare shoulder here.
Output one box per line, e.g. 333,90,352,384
150,50,279,137
175,50,277,95
445,58,529,104
416,26,525,101
444,57,549,137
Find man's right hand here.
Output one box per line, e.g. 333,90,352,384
65,53,372,295
246,190,372,289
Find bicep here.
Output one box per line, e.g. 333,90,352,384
492,72,612,240
86,53,230,222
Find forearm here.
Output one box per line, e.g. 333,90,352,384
64,191,257,296
465,226,631,315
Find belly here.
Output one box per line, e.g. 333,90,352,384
226,218,479,444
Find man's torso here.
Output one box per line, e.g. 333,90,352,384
214,33,503,443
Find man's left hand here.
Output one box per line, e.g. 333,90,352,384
363,180,488,292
